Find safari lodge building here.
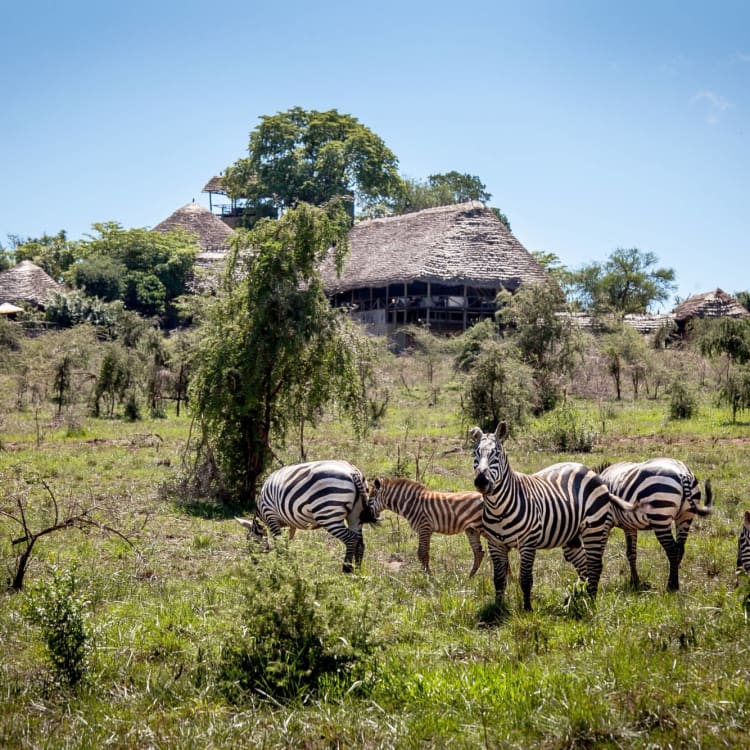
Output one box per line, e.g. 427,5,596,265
319,202,547,334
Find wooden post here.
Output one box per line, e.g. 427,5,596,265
426,281,431,328
463,284,468,330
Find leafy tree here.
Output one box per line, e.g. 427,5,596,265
736,291,750,313
190,200,375,503
570,248,676,314
496,279,582,410
694,317,750,365
718,366,750,423
223,107,401,220
71,223,198,321
12,230,78,281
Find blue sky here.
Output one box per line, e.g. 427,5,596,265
1,0,748,309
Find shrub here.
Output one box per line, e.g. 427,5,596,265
668,376,698,420
533,403,599,453
24,567,91,687
216,550,378,703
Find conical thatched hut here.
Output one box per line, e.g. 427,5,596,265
673,288,750,334
321,202,547,333
152,201,234,266
0,260,62,308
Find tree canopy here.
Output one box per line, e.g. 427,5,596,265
223,107,402,220
569,247,676,315
189,199,375,504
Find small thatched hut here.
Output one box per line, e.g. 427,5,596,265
152,201,234,266
673,288,750,334
321,202,547,333
0,260,62,308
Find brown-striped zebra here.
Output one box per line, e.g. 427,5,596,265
737,510,750,574
470,422,637,611
235,460,376,572
598,458,713,591
369,477,485,576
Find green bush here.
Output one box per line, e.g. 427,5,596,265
216,551,378,703
24,567,91,687
668,376,698,420
533,403,599,452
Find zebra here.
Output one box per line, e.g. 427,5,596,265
235,460,377,573
737,510,750,574
598,459,713,591
470,422,637,611
369,477,485,576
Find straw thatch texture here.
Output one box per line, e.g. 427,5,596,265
556,312,677,334
673,288,750,322
0,260,62,307
320,202,547,294
202,176,226,194
152,202,234,259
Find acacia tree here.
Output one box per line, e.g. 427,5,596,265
189,200,374,504
570,247,676,315
223,107,402,220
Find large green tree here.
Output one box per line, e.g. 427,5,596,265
223,107,402,220
70,223,198,320
189,199,375,504
570,247,676,315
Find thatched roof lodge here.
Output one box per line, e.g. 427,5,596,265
0,260,62,308
152,201,234,267
673,288,749,333
321,202,547,333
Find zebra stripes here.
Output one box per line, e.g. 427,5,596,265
598,459,712,591
235,460,376,572
738,510,750,574
470,422,637,610
369,477,485,576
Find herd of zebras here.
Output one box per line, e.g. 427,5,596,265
237,422,750,610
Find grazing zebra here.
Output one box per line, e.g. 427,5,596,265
470,422,637,611
369,477,485,576
598,459,713,591
737,510,750,574
235,460,376,573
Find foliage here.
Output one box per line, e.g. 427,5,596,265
454,318,497,372
569,247,676,314
668,375,698,420
601,324,653,400
93,343,138,418
216,551,377,703
23,567,91,686
71,222,198,321
532,402,599,452
693,317,750,364
190,200,374,503
736,290,750,314
44,290,118,329
11,230,78,281
223,107,401,219
0,316,21,351
717,365,750,423
460,339,536,431
496,279,582,410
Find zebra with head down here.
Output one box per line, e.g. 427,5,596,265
738,511,750,574
470,422,637,611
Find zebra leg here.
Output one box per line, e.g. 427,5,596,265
488,543,510,605
562,537,587,581
322,522,362,573
417,528,432,574
465,528,485,577
519,545,538,611
354,531,365,567
675,518,694,567
582,532,608,600
624,529,640,588
654,526,682,591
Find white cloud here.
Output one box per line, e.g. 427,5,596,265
692,90,730,124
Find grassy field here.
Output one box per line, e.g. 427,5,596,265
1,346,749,749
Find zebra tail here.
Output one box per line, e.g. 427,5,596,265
353,472,381,525
608,491,638,514
693,478,714,516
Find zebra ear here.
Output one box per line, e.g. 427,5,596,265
495,421,508,441
468,426,483,444
374,478,382,490
744,510,750,529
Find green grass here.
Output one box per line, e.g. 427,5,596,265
2,345,750,748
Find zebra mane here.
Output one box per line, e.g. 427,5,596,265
592,462,611,474
379,477,428,491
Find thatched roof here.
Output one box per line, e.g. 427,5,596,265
673,288,750,322
202,176,226,194
321,202,547,294
152,202,234,257
556,311,676,335
0,260,62,307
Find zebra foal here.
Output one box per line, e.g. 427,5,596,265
369,477,485,576
470,422,636,611
598,458,713,591
738,510,750,574
235,460,376,573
